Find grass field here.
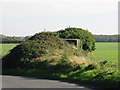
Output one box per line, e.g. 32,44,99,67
0,44,18,57
88,42,118,65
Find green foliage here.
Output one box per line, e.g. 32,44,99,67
29,32,58,40
0,34,23,43
57,27,96,52
3,63,120,88
23,36,31,40
54,54,73,69
59,54,69,65
2,33,80,69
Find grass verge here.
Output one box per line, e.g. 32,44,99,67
3,63,120,89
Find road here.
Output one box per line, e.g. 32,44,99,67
2,75,97,89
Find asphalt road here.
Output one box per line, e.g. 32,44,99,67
2,75,97,89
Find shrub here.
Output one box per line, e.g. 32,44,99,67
57,27,96,52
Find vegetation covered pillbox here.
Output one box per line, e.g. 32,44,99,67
2,27,119,88
58,27,96,52
2,27,96,69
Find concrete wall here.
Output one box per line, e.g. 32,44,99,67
65,39,80,48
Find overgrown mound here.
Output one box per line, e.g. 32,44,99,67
2,33,82,69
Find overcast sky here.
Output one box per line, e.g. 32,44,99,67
0,0,119,36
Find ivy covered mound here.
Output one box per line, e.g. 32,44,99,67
2,33,83,69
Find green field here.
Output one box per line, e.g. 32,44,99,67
0,43,118,65
88,42,118,65
0,44,18,57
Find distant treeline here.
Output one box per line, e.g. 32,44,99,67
0,34,23,43
95,35,120,42
0,34,119,43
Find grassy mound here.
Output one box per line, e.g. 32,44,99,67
2,32,83,69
